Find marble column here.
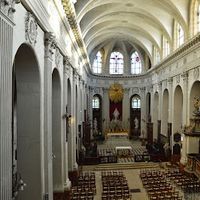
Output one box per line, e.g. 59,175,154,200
43,32,56,199
0,1,16,200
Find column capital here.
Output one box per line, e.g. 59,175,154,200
0,0,19,19
181,71,189,82
44,32,56,59
167,77,173,84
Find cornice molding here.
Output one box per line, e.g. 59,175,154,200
61,0,90,70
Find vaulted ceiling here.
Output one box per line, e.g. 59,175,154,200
73,0,190,62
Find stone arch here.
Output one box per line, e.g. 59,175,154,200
173,85,183,133
52,68,63,195
12,43,42,200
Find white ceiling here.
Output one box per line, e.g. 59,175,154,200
73,0,190,60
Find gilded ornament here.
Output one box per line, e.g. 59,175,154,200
109,83,124,103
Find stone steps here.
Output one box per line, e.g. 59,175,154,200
94,162,160,171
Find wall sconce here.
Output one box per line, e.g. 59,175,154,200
12,172,26,198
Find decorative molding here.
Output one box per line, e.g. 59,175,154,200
167,77,173,85
44,32,56,59
55,48,62,68
25,12,38,46
131,87,138,93
0,0,18,19
61,0,90,68
64,57,72,76
176,75,180,84
181,71,188,83
193,68,199,80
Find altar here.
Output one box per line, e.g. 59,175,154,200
116,146,132,157
105,131,129,139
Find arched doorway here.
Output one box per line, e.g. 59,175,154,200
12,44,42,200
130,94,141,139
162,89,169,137
52,69,63,196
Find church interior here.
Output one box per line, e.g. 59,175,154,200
2,0,200,200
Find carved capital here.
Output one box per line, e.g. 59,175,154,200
44,32,56,59
193,68,199,80
0,0,18,19
55,48,62,68
25,12,38,46
181,71,188,83
167,77,173,84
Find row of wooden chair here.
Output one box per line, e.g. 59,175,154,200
140,169,183,200
101,171,131,200
71,172,96,200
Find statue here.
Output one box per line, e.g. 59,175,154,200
113,108,120,122
134,117,139,129
193,97,200,115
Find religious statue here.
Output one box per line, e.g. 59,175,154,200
193,97,200,115
134,117,139,129
113,108,120,122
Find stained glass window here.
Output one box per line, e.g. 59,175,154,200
92,51,102,74
109,52,124,74
131,52,141,74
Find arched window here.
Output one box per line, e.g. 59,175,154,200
153,47,160,65
163,36,170,58
131,96,141,108
109,52,124,74
92,51,102,74
92,96,100,109
131,51,142,74
175,21,184,48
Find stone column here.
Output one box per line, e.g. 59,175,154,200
167,78,173,147
180,72,189,165
63,57,71,194
102,88,109,134
0,1,16,200
140,87,146,136
122,88,130,130
44,32,56,199
157,82,162,142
